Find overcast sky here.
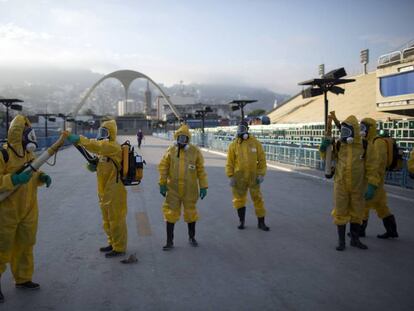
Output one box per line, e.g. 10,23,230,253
0,0,413,94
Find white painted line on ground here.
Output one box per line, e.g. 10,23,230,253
388,193,414,203
201,148,414,203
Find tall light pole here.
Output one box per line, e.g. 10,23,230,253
195,105,213,147
298,67,355,128
228,100,257,123
37,113,56,138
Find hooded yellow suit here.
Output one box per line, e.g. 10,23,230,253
0,115,45,283
158,125,208,223
408,150,414,174
225,134,267,217
361,118,390,220
78,120,127,252
327,115,377,225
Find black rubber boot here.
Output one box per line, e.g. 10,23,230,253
188,222,198,247
105,250,125,258
377,215,399,239
0,276,4,303
15,281,40,290
347,219,368,238
257,217,270,231
163,222,174,251
336,225,346,251
99,245,113,252
237,207,246,230
360,220,368,237
350,223,368,249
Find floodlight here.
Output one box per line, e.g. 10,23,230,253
330,86,345,95
10,104,22,111
302,87,324,98
323,67,347,80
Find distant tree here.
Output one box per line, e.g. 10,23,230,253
248,109,266,117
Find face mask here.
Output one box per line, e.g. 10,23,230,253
237,124,249,140
22,127,38,152
359,122,369,138
97,127,110,140
177,135,189,149
240,133,249,140
340,123,354,144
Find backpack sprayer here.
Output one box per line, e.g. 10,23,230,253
74,140,145,186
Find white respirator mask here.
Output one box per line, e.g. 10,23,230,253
22,127,38,152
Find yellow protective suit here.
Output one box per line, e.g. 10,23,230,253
408,149,414,174
0,115,45,283
361,118,390,220
225,135,267,217
158,125,208,223
323,115,378,225
78,120,127,252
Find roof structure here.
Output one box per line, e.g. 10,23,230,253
268,72,403,123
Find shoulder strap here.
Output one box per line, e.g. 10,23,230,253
362,139,368,159
0,148,9,163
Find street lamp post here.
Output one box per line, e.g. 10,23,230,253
37,113,56,138
228,100,257,123
195,105,213,147
298,67,355,128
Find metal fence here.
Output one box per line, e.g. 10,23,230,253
153,131,414,188
36,133,97,151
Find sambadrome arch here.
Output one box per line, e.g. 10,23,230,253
72,69,181,119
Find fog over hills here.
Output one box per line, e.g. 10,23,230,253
0,67,290,115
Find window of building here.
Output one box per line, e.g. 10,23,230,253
380,70,414,97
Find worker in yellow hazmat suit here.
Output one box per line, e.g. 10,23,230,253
320,115,376,251
158,124,208,250
225,121,269,231
67,119,127,258
0,115,52,302
360,118,399,239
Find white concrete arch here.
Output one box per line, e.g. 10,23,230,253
72,69,180,118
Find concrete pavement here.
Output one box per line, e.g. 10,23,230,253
1,136,414,311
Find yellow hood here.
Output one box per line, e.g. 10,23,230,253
174,124,191,142
343,115,361,144
361,117,377,141
101,119,117,142
8,114,31,151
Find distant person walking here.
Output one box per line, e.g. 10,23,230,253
137,129,144,148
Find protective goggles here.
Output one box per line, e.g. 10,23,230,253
23,127,38,144
177,135,189,144
340,123,354,140
97,127,110,140
237,124,248,135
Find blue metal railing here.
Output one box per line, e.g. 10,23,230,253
36,133,97,151
154,131,414,189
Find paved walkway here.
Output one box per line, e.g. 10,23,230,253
1,136,414,311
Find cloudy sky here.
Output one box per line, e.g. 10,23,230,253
0,0,413,94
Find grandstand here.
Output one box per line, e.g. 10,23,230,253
263,42,414,148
